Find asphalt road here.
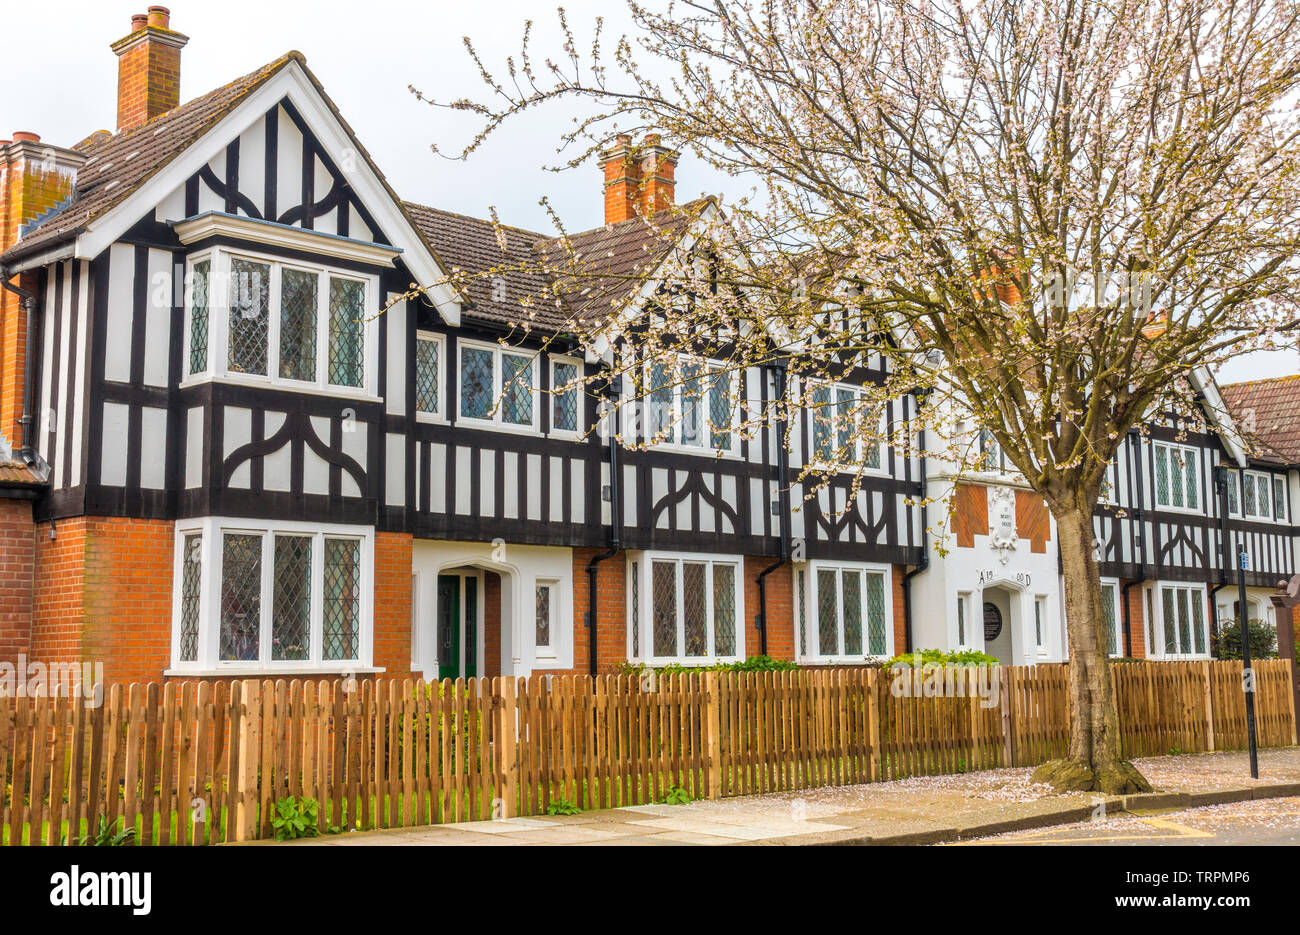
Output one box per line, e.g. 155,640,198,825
957,796,1300,846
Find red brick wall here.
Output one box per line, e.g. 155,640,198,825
539,548,626,676
892,563,908,656
0,498,34,663
743,556,793,662
114,25,185,131
371,532,413,679
1124,581,1147,659
483,571,501,677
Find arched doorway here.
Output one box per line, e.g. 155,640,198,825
980,580,1026,665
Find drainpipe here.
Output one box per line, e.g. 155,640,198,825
756,361,791,658
586,372,621,675
901,391,929,655
0,263,38,465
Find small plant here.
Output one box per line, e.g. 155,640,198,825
270,796,321,841
1216,619,1278,660
662,786,693,805
546,797,582,816
78,815,136,847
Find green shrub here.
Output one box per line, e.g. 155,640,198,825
885,648,1000,668
270,796,321,841
661,786,693,805
617,655,798,677
1216,619,1278,660
78,815,136,847
546,797,582,816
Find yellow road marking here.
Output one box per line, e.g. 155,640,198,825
952,813,1215,845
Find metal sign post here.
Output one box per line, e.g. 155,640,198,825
1237,545,1259,779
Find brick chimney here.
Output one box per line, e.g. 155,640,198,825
111,6,189,132
600,133,678,224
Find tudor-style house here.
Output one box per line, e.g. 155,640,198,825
0,9,1295,685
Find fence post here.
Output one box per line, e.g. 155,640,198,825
235,679,261,842
1201,661,1215,752
867,668,881,783
497,678,518,818
704,671,721,799
1000,667,1014,766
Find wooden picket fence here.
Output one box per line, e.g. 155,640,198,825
0,659,1294,845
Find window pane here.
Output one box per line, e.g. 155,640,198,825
1275,477,1286,521
842,570,862,655
460,346,494,419
178,533,203,662
1184,453,1197,509
322,538,360,661
220,533,262,661
817,568,838,655
1169,449,1184,508
1257,474,1270,517
682,562,707,656
797,570,807,656
1244,473,1257,515
836,388,854,454
535,584,551,648
327,277,365,387
1192,592,1206,655
500,352,534,425
1101,584,1117,655
1177,588,1191,654
272,535,312,661
1154,446,1169,506
1162,588,1175,654
229,259,270,375
1226,471,1239,513
630,561,640,658
680,361,704,447
864,413,882,470
866,573,887,656
648,361,674,441
279,268,318,382
415,338,440,414
713,564,736,656
708,368,732,450
552,360,578,432
957,595,966,645
189,260,210,376
652,561,677,657
812,385,832,461
1034,599,1043,648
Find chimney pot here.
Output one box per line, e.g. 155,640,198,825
11,131,40,143
146,5,169,29
131,13,147,30
113,8,188,131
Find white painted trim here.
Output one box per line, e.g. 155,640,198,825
456,337,542,433
173,211,402,267
72,60,463,324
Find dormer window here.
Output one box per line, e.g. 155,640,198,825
185,246,376,396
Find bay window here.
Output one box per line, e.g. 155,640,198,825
627,553,743,663
185,248,374,394
1154,442,1199,511
802,563,891,662
459,340,536,428
171,519,373,672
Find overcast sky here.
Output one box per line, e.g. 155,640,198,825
3,1,1294,385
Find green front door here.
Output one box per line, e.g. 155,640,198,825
436,574,460,681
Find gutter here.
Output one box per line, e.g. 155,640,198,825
0,262,38,465
901,390,929,655
585,372,622,675
756,361,791,658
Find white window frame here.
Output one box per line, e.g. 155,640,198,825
806,379,886,473
956,591,972,649
1152,582,1210,659
1153,441,1202,514
413,330,446,423
182,247,379,399
1240,469,1285,522
800,561,893,663
167,517,376,675
640,354,740,457
547,353,584,438
456,338,540,432
1033,594,1049,656
627,551,745,664
534,578,561,662
1099,578,1122,657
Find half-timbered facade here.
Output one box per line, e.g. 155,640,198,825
0,9,1294,684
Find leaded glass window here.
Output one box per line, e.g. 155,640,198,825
220,533,262,661
1275,477,1287,521
841,570,863,655
272,535,312,661
679,361,704,447
811,385,833,461
630,560,640,658
810,565,891,660
500,352,533,426
552,360,579,432
460,346,494,419
279,267,318,382
322,537,360,661
797,570,807,656
327,276,365,387
1155,443,1199,510
652,560,677,657
1226,470,1240,513
645,557,741,661
1100,583,1118,656
535,583,552,648
229,258,270,375
682,562,707,656
1160,585,1207,656
178,533,203,662
648,361,674,441
817,568,838,655
188,260,210,376
708,367,733,450
713,564,736,656
415,337,440,414
865,572,887,656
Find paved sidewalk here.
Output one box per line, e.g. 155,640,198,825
268,747,1300,846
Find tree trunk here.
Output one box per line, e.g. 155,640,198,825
1031,504,1152,795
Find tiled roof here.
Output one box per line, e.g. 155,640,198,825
0,461,46,487
1,53,301,263
1220,374,1300,466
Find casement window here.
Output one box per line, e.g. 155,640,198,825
1034,596,1047,653
458,340,537,429
170,519,373,672
976,428,1006,473
808,382,883,470
1153,442,1200,511
628,553,743,663
185,249,374,394
643,356,737,453
1224,469,1241,514
549,356,582,435
1099,581,1122,656
802,563,892,661
414,332,444,417
1156,584,1208,657
956,592,972,648
1238,470,1286,522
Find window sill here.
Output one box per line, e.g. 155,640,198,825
165,664,385,678
179,374,381,404
454,416,541,436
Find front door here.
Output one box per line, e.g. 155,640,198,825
436,573,479,680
